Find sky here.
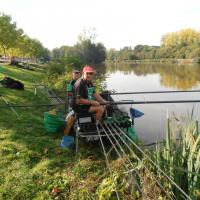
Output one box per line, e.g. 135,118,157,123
0,0,200,50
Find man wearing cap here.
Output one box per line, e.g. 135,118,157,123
72,65,108,124
63,69,81,136
67,69,81,95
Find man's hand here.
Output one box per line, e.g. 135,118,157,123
91,100,100,106
67,92,73,96
103,100,111,106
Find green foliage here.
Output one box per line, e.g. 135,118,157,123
46,56,84,92
151,116,200,199
0,13,22,57
161,29,200,47
51,31,106,64
106,29,200,61
106,46,139,62
0,13,50,60
97,174,119,200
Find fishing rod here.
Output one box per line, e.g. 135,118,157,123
102,99,200,105
0,103,65,108
106,122,174,199
0,95,19,117
99,122,147,198
96,124,120,200
47,89,200,98
2,89,200,100
106,89,200,95
113,123,192,200
1,99,200,109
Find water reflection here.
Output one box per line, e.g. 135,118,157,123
96,62,200,144
104,63,200,90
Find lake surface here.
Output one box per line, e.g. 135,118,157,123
97,62,200,144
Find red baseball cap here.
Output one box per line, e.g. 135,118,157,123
82,65,96,73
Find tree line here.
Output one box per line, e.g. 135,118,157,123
51,36,106,64
1,12,199,64
0,13,50,61
106,29,200,62
0,13,106,64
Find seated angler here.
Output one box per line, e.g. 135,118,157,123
63,69,81,136
72,65,109,124
66,69,81,106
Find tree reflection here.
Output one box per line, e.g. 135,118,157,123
103,63,200,89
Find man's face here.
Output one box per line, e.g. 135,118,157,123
73,72,81,80
83,71,94,81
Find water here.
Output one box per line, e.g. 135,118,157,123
96,62,200,144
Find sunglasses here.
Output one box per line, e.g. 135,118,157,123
74,72,80,74
86,72,94,75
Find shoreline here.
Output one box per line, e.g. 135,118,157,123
106,58,200,65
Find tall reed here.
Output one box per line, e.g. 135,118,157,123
152,115,200,199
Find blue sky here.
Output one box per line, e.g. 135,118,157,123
1,0,200,50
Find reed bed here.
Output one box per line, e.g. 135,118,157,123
151,114,200,200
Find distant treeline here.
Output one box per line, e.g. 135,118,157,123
1,12,200,65
107,29,200,63
0,13,50,61
51,39,106,64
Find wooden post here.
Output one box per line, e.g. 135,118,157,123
34,84,37,95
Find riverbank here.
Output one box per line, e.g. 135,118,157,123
0,64,199,199
0,64,105,199
106,58,200,65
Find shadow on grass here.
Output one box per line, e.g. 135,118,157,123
0,64,108,199
0,64,44,84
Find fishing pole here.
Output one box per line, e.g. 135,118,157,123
113,123,192,200
99,122,146,197
96,124,120,200
101,99,200,105
106,122,175,200
47,89,200,98
1,99,200,109
0,103,65,108
0,95,19,117
2,89,200,100
106,89,200,95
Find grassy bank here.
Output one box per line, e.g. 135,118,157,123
0,64,105,199
0,64,143,199
0,64,199,199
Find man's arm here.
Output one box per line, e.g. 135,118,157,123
76,97,100,106
93,93,106,103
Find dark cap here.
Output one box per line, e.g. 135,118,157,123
73,69,81,73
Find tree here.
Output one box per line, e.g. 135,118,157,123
106,49,117,61
161,29,200,48
77,27,97,43
0,13,23,57
51,35,106,64
76,29,106,63
52,48,62,59
160,29,200,59
94,43,106,63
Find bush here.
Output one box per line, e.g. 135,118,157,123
46,56,84,92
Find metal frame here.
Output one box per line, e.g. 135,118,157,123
75,124,125,154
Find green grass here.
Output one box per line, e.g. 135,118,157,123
0,64,173,200
0,64,185,199
0,64,113,199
